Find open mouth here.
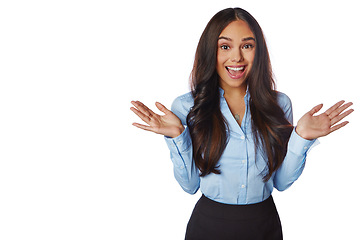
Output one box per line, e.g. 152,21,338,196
225,65,246,79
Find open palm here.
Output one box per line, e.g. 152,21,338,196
130,101,184,138
296,100,354,140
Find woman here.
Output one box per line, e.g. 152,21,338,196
130,8,353,240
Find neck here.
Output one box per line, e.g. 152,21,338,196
222,85,247,100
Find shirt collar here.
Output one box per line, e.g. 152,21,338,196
219,87,225,97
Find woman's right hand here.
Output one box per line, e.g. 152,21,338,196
130,101,185,138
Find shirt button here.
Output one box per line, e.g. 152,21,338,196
242,160,246,164
240,136,245,140
241,184,245,188
180,166,184,169
304,146,308,150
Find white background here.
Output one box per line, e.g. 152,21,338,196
0,0,359,239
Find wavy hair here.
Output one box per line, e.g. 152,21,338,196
186,8,293,180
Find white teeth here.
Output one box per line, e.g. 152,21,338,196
227,66,244,71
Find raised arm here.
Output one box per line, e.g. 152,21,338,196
130,98,200,194
274,96,353,191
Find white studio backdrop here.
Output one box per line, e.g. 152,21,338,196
0,0,358,239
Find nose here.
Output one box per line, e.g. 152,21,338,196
231,48,244,62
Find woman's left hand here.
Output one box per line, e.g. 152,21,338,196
296,100,354,140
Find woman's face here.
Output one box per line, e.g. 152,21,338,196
216,20,256,92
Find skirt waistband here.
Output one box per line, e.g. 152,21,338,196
195,195,278,221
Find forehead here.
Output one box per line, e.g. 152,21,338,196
218,20,254,40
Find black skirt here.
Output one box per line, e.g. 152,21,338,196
185,195,282,240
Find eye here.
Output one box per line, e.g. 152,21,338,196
220,45,230,50
242,44,254,50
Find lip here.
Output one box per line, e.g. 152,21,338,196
226,65,246,79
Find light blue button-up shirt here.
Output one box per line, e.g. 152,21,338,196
165,88,317,204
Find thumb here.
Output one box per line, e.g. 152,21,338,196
308,103,323,116
155,102,171,114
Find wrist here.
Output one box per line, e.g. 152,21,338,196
169,125,185,138
295,126,312,140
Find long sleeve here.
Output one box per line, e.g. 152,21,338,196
163,90,319,204
273,93,318,191
164,94,200,194
165,128,200,194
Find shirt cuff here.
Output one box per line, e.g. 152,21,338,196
164,126,192,153
288,128,320,156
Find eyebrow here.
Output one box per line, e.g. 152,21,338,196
218,36,256,41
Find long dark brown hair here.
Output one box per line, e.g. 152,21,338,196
186,8,293,181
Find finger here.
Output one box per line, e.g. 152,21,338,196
132,122,153,132
131,101,157,118
131,101,151,114
329,121,349,134
130,106,151,123
155,102,171,114
328,102,353,119
324,100,345,116
309,104,323,116
330,108,354,125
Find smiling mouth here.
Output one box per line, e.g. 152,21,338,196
225,65,246,79
226,66,245,71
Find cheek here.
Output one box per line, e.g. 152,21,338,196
217,50,229,64
248,51,256,64
247,55,256,73
216,54,224,70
